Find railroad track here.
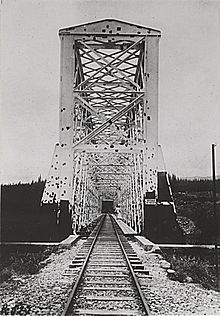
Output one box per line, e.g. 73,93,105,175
62,214,150,316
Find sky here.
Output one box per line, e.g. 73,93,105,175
1,0,220,184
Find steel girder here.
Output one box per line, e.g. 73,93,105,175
42,19,161,233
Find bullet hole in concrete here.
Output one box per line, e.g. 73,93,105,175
51,176,53,179
147,116,151,120
63,162,66,166
106,25,109,28
84,28,87,31
109,30,112,34
61,128,64,131
66,127,70,130
147,73,150,78
61,144,64,147
137,31,141,34
117,27,121,31
55,155,58,157
64,177,67,180
51,165,53,167
144,113,146,116
102,29,106,32
104,147,107,150
56,161,58,164
63,190,66,194
147,107,150,110
115,149,118,152
110,144,114,148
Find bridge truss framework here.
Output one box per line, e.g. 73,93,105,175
42,19,167,234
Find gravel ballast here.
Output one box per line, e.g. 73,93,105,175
1,238,220,315
0,240,85,315
131,240,220,315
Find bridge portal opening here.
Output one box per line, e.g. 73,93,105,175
102,200,114,214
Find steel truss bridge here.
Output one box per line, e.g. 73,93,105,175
42,19,175,237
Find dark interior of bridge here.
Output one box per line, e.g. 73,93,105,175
102,200,114,213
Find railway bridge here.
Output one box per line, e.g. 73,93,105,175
42,19,182,243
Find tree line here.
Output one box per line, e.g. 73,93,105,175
1,175,219,242
169,174,220,193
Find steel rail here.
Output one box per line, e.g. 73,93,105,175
61,215,105,316
111,215,151,315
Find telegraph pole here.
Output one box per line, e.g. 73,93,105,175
212,143,219,290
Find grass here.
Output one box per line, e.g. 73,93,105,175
0,245,59,283
162,248,219,291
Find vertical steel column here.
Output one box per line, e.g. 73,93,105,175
59,35,75,202
143,35,159,202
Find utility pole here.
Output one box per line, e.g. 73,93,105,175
212,143,219,290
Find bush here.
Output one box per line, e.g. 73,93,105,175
162,249,218,290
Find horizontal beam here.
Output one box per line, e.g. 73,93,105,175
60,32,160,38
84,164,135,166
77,43,137,50
75,144,145,153
74,90,143,94
89,172,131,175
